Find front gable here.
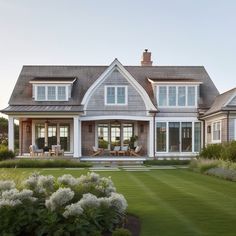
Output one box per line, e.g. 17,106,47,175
81,59,156,116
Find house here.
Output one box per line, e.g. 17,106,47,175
2,49,230,159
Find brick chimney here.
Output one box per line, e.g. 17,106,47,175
141,49,153,66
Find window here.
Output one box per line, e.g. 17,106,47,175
157,85,197,107
60,125,70,151
156,121,201,153
35,85,68,101
156,122,166,151
159,86,167,106
107,87,115,104
105,86,127,105
48,86,56,100
37,86,46,100
58,86,66,100
188,86,195,106
212,121,221,142
178,87,186,106
194,122,201,152
169,87,176,106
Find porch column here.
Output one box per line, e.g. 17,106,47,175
149,118,154,158
8,116,14,151
73,116,81,158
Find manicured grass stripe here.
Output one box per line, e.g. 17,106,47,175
145,171,236,218
126,172,203,236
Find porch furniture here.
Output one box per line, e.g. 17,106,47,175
118,146,129,156
130,145,142,157
50,145,64,156
91,146,103,156
110,146,120,156
29,145,44,156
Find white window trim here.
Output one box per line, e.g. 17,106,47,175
104,85,128,105
34,84,69,101
234,119,236,140
156,85,198,108
211,121,221,143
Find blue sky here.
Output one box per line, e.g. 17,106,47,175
0,0,236,113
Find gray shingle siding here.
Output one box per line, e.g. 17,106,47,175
86,70,147,116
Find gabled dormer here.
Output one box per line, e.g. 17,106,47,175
148,78,202,109
29,77,76,101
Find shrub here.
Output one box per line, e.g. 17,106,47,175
199,143,223,159
205,167,236,181
220,141,236,162
0,172,128,235
112,228,132,236
144,159,190,166
189,159,219,173
0,159,92,168
0,148,15,161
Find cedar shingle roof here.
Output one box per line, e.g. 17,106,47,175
2,64,219,113
202,88,236,116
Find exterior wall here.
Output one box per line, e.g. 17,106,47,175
86,69,146,116
81,121,95,156
137,121,148,155
221,118,228,143
205,114,227,145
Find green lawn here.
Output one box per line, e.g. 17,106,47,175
1,168,236,236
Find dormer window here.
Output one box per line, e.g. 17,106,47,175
156,85,198,108
30,77,76,101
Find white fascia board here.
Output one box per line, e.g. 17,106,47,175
80,115,152,121
29,79,76,84
155,117,199,122
81,58,156,111
148,78,203,85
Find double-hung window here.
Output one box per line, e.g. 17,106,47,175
37,86,46,100
212,121,221,142
58,86,66,100
105,86,127,105
48,86,56,100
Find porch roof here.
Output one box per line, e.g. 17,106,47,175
1,105,84,113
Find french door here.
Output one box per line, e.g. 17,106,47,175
97,122,133,150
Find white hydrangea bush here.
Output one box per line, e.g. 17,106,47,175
0,172,128,235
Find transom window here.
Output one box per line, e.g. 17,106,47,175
35,85,68,101
105,86,127,105
212,121,221,142
157,85,197,107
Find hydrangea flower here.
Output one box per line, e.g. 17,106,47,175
109,192,128,213
63,202,84,218
79,193,100,209
58,174,79,186
45,188,74,211
0,199,22,208
0,188,37,209
38,175,55,192
0,180,15,192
